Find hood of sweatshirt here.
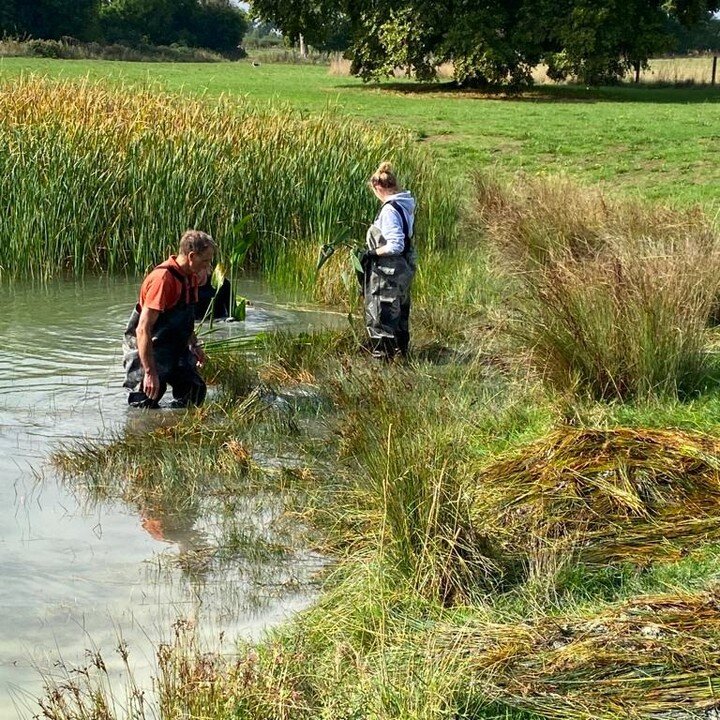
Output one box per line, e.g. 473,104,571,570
386,191,416,219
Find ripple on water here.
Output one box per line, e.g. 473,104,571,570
0,276,334,718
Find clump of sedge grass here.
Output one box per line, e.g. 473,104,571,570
473,173,720,400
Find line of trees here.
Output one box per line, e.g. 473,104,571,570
0,0,248,56
250,0,720,85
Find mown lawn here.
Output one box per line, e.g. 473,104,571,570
3,57,720,206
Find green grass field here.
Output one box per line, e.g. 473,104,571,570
2,57,720,206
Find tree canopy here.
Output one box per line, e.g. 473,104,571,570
0,0,248,55
0,0,102,41
250,0,720,84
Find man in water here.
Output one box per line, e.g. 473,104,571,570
123,230,215,408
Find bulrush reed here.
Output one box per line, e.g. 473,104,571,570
0,76,456,299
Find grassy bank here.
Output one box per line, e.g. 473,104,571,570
1,59,720,206
47,315,720,718
44,171,720,718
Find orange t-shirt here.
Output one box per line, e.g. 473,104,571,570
139,256,198,312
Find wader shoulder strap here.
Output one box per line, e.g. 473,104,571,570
382,200,413,256
155,262,193,307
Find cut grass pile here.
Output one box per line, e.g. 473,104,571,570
474,427,720,577
454,590,720,720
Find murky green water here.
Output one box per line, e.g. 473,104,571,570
0,277,332,718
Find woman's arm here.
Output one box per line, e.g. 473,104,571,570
374,205,407,256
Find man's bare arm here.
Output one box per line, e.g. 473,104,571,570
136,307,161,400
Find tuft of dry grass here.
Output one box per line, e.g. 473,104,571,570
472,173,720,400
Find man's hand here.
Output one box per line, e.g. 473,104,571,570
191,344,206,368
143,370,161,400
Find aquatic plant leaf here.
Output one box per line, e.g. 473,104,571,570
233,297,247,321
211,262,226,291
228,214,255,268
316,243,336,272
350,251,363,274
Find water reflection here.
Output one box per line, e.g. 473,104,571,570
0,276,331,718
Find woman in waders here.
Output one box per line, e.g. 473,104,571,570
361,162,416,360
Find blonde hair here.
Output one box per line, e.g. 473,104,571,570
370,162,399,190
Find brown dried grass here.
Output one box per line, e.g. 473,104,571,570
473,427,720,576
448,589,720,719
472,174,720,400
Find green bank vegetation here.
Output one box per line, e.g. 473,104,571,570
43,80,720,719
0,77,454,292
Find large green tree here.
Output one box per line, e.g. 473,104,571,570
100,0,248,54
250,0,720,84
0,0,247,52
0,0,101,40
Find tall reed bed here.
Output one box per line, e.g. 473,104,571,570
0,76,456,299
473,173,720,400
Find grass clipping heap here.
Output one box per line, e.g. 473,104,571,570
474,427,720,576
450,590,720,719
455,427,720,718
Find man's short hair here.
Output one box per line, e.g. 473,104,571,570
179,230,215,256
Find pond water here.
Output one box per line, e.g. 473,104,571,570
0,276,333,718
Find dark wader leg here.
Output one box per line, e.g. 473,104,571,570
364,256,412,360
166,355,207,408
397,297,411,357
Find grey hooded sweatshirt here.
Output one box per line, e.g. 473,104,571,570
371,190,416,255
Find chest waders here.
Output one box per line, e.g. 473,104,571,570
363,200,416,359
123,263,207,408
